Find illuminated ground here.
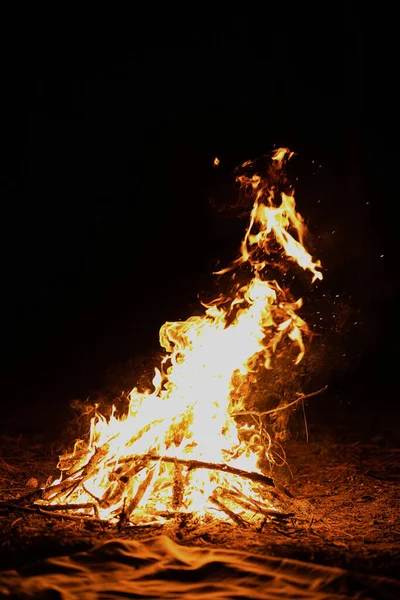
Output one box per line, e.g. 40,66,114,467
1,425,399,580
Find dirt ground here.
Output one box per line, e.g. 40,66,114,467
1,424,399,581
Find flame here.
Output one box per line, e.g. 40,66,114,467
213,156,220,167
43,149,322,524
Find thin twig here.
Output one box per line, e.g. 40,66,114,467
81,483,102,505
302,398,309,442
232,385,328,417
1,502,107,524
34,502,96,512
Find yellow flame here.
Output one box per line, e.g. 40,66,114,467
44,148,322,524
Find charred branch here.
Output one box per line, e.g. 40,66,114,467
1,502,106,524
221,488,293,521
145,455,276,488
210,492,249,528
124,468,155,519
172,459,184,509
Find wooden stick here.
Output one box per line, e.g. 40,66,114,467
124,468,155,518
125,420,163,450
210,493,249,528
65,446,109,501
57,448,89,472
43,446,108,502
39,469,84,501
32,502,96,512
81,483,102,506
146,455,275,488
99,481,124,509
232,386,328,418
222,488,293,520
172,459,184,509
80,488,100,518
92,453,276,488
2,502,106,524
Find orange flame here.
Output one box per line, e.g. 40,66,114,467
43,148,322,524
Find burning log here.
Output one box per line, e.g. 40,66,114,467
210,492,249,528
172,459,184,509
123,468,156,519
144,455,275,489
98,482,122,508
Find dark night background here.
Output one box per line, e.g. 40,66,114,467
1,12,398,439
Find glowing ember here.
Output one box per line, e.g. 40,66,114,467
40,149,322,525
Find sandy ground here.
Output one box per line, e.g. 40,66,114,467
1,425,399,580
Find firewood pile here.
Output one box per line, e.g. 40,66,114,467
1,450,294,530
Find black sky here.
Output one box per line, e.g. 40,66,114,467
1,13,398,434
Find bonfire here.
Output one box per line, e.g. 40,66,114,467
33,148,323,527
